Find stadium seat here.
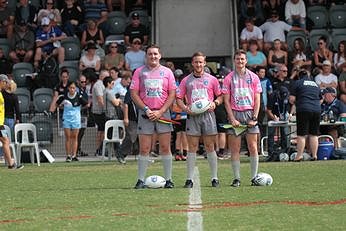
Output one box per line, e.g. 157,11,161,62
31,115,53,144
61,37,81,61
15,87,31,114
329,5,346,28
0,125,18,164
102,120,126,161
107,11,127,35
7,0,17,10
33,88,53,113
0,38,11,58
307,6,329,29
12,62,34,88
331,29,346,52
15,123,40,166
308,29,331,52
105,34,126,54
286,30,307,52
129,10,150,29
59,60,80,82
29,0,42,10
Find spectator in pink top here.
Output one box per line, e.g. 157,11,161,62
130,44,176,189
176,51,223,189
222,49,262,187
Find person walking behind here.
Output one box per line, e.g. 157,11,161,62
92,69,109,156
56,81,88,162
289,71,321,161
222,49,262,187
176,51,223,188
130,44,176,189
0,74,23,169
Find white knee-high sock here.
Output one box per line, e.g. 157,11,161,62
161,154,172,180
186,152,196,180
250,156,259,179
231,160,241,180
207,151,218,180
138,155,149,181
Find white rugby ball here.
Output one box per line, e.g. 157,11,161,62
190,99,211,114
302,152,311,161
290,152,297,161
144,175,166,188
252,172,273,186
279,153,289,162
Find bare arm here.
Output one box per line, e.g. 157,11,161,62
123,104,129,126
97,95,104,107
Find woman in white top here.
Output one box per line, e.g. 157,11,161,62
333,40,346,74
79,42,101,72
37,0,61,26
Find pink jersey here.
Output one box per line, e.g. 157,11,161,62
222,69,262,111
177,73,221,105
130,65,176,109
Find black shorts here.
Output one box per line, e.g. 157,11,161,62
173,119,186,132
296,111,320,136
93,113,106,132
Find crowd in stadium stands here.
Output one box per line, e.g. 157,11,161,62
1,0,346,166
238,0,346,162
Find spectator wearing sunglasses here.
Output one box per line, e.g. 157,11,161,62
104,42,125,70
125,38,145,71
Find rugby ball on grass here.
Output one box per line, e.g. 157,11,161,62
145,175,166,188
279,153,289,162
190,99,211,114
252,172,273,186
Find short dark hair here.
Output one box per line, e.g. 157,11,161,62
191,51,206,61
146,44,161,54
233,49,247,59
103,76,113,87
60,68,69,76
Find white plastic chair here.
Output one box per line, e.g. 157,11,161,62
15,123,40,166
0,125,17,164
102,120,126,161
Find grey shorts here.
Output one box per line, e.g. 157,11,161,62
227,110,259,135
186,111,218,136
137,110,173,135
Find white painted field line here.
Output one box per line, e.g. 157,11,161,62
187,167,203,231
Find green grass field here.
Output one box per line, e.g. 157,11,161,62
1,158,346,231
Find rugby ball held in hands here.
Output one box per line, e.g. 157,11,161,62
190,99,211,114
145,175,166,188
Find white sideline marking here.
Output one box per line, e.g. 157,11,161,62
187,167,203,231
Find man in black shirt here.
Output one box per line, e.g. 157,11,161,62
124,12,148,47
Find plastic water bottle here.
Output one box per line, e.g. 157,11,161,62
329,110,335,123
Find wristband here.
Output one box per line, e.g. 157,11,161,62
143,106,149,113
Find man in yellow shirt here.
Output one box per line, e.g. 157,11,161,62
0,74,23,169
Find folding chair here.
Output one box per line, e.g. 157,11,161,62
15,123,40,166
102,120,126,161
